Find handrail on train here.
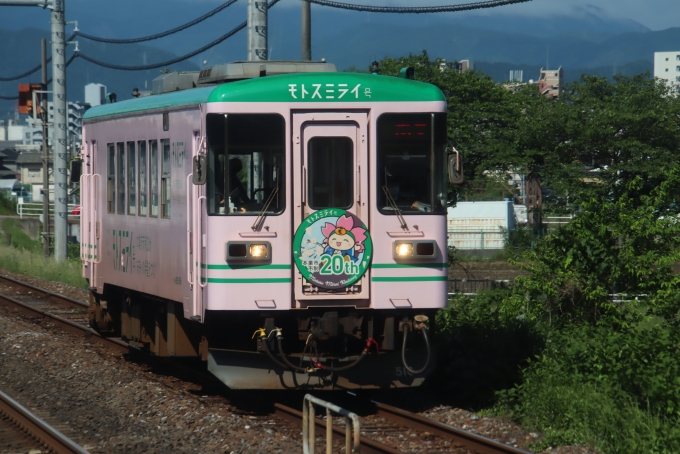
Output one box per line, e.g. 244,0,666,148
303,394,360,454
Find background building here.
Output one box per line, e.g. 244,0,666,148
84,83,107,107
653,52,680,89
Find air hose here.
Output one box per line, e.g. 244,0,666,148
256,329,289,370
401,321,431,375
257,327,377,373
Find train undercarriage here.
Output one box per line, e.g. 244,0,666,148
89,284,436,390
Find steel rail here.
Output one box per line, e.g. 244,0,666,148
0,273,88,309
374,401,531,454
0,389,88,454
0,276,128,354
273,403,402,454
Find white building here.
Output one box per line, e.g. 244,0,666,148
447,201,517,250
653,51,680,89
84,83,106,107
23,101,90,151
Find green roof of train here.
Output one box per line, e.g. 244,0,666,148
83,72,445,120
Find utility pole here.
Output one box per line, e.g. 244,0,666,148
51,0,68,262
247,0,267,61
41,37,50,258
302,0,311,61
2,0,68,261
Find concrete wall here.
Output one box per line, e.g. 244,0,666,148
447,201,515,250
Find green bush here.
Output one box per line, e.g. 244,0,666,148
0,243,87,288
0,193,16,215
431,291,543,408
496,323,680,452
1,218,41,252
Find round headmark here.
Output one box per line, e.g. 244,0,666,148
293,209,372,290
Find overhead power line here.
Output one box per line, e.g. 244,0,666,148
0,33,76,82
0,59,50,82
0,54,78,101
75,0,239,44
303,0,531,13
77,0,281,71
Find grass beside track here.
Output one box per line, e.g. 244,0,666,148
0,219,87,288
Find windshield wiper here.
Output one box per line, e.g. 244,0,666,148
251,187,279,231
382,186,409,231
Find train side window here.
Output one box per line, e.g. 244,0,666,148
150,140,159,217
138,141,147,216
107,143,115,213
308,137,354,210
376,113,447,215
161,138,171,218
116,142,125,215
206,113,286,215
127,141,136,215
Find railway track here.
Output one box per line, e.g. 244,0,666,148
0,388,88,454
0,272,533,453
273,398,530,454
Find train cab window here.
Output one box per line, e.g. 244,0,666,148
116,142,125,215
138,141,147,216
150,140,159,217
377,113,447,215
161,139,171,218
107,143,115,213
206,113,285,216
308,137,353,210
127,142,136,215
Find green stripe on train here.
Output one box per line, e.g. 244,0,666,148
202,264,291,270
200,278,291,284
84,73,444,120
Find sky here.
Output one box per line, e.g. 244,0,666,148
202,0,680,32
1,0,679,32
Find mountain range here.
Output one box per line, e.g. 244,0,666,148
0,5,677,118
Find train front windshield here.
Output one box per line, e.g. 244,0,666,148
377,113,447,214
206,113,286,215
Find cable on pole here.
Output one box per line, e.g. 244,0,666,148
0,33,76,82
303,0,531,13
75,0,240,44
0,59,50,82
0,54,77,101
76,0,280,71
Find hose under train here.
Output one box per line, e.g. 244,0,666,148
259,329,369,373
401,324,431,375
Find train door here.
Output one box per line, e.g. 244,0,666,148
292,112,370,305
82,140,101,288
189,130,205,319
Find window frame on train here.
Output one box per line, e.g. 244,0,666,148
206,113,286,216
161,138,171,219
127,141,137,216
116,142,125,215
376,112,447,216
138,140,148,216
107,143,115,213
150,139,159,218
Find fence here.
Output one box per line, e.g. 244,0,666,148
447,229,506,250
302,394,360,454
448,226,549,251
16,202,79,220
447,279,512,295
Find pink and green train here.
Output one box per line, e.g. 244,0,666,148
80,65,460,390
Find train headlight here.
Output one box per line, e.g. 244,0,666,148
395,243,414,257
393,240,437,261
226,241,271,261
250,244,268,258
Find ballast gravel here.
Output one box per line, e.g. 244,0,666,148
0,270,599,453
